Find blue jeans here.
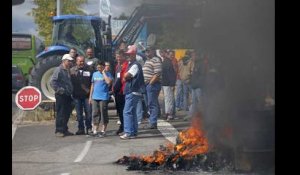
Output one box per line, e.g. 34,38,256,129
189,88,202,116
136,98,143,123
74,98,92,130
175,79,183,109
123,93,141,136
143,93,148,113
183,82,191,111
146,82,161,126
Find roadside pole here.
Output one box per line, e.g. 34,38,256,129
57,0,62,16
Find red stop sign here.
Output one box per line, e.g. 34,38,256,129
15,86,42,110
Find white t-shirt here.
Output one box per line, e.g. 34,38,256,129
128,64,138,77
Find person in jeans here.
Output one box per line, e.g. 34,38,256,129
186,50,204,121
89,61,113,137
178,50,194,111
142,46,162,129
120,45,145,139
50,54,74,137
70,55,93,135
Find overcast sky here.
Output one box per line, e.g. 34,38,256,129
12,0,142,36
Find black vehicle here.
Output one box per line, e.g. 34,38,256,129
12,65,26,92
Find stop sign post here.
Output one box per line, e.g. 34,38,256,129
15,86,42,110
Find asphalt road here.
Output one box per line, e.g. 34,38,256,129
12,105,196,175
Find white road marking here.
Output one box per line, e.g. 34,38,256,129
74,140,92,163
60,173,70,175
157,119,179,144
12,109,24,140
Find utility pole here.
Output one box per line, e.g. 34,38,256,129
57,0,62,16
99,0,101,17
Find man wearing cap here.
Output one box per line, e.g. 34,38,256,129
143,46,162,129
120,45,145,139
50,54,74,137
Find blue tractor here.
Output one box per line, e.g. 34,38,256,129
30,15,112,100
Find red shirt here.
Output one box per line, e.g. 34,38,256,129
114,60,129,94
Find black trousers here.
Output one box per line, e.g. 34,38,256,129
115,93,125,131
55,94,73,133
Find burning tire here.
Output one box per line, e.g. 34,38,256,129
29,55,62,101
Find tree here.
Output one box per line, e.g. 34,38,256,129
30,0,87,46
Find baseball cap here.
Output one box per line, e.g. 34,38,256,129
62,54,74,61
125,45,137,55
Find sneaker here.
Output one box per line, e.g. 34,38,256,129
100,131,106,137
86,128,93,135
116,129,123,135
97,133,104,138
183,115,191,121
167,115,174,121
176,108,182,111
117,120,121,125
120,133,135,139
55,132,64,137
88,132,98,137
75,129,85,135
145,124,157,129
64,130,74,136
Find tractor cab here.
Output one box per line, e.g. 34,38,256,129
51,15,107,58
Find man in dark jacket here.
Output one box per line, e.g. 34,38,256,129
50,54,74,137
113,49,129,135
161,49,177,120
70,55,93,135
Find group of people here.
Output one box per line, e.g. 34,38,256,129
50,47,113,137
50,44,204,140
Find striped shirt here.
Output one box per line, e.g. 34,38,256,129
142,56,162,83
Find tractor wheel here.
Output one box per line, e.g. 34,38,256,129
29,55,62,101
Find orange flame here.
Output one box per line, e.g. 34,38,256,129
139,113,209,164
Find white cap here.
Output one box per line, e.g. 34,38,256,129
62,54,74,61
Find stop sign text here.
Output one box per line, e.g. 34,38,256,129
15,86,42,110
